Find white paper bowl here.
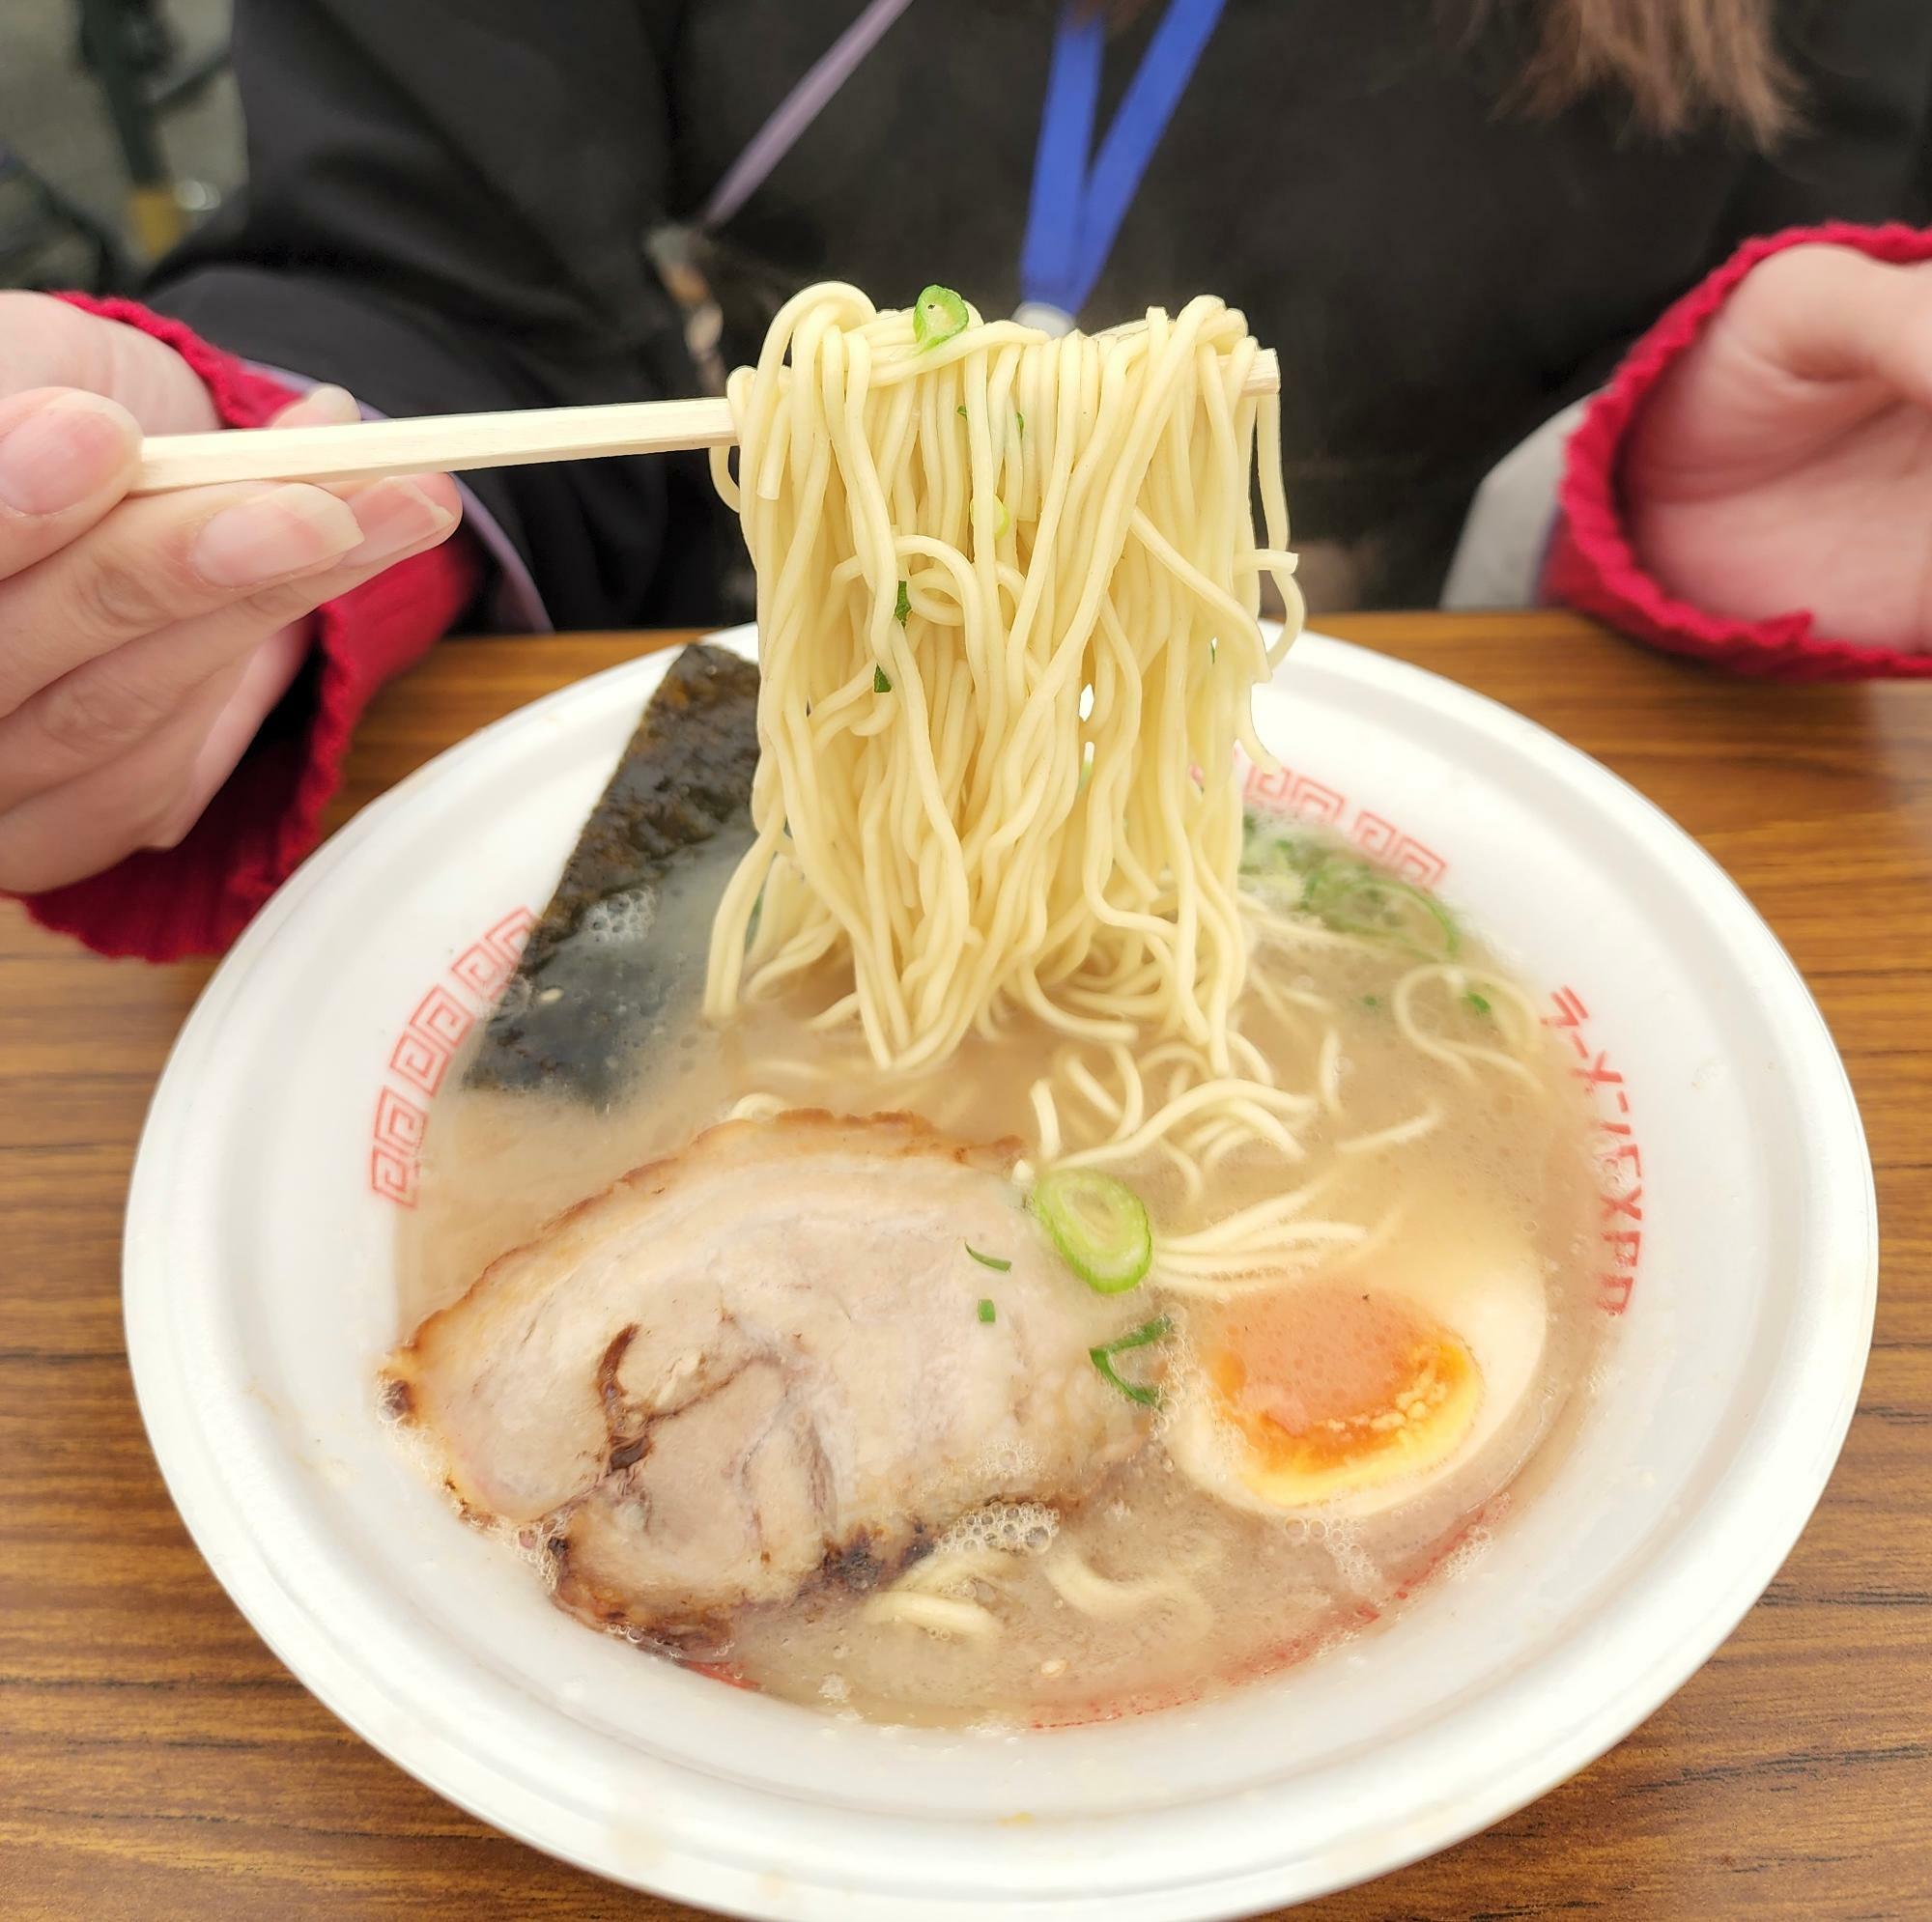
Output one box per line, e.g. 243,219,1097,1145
124,627,1875,1918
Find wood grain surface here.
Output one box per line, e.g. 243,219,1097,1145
2,610,1926,1920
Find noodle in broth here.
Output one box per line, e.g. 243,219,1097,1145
392,286,1608,1728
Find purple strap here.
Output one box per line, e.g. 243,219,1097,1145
699,0,918,230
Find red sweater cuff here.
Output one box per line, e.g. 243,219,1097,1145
1548,221,1932,682
13,296,478,961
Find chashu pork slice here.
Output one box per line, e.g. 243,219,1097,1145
386,1112,1149,1646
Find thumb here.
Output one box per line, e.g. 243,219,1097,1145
1734,244,1932,407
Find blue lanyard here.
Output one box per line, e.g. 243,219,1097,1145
1019,0,1229,323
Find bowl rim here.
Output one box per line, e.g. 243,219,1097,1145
123,627,1877,1919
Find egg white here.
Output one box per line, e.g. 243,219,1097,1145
1166,1225,1548,1520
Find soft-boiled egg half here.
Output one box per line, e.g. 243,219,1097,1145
1166,1228,1548,1518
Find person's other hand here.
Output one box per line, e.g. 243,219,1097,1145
0,291,461,892
1624,244,1932,650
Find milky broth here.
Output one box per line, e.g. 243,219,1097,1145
397,851,1605,1728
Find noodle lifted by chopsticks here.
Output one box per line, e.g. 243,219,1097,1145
705,283,1303,1075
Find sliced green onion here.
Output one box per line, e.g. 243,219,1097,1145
1297,853,1460,961
1238,815,1328,883
956,404,969,419
966,1244,1011,1272
1029,1169,1151,1294
913,284,970,352
1090,1315,1172,1407
1014,410,1026,438
977,1298,997,1324
991,496,1010,537
1465,990,1492,1015
895,579,910,625
1361,993,1380,1008
874,665,893,693
1239,824,1462,960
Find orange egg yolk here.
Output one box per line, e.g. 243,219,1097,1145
1206,1281,1481,1503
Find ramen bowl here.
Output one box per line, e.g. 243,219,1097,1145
124,626,1874,1919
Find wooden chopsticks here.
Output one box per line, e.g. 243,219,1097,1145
128,350,1281,495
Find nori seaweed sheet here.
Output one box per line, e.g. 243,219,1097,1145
466,642,761,1105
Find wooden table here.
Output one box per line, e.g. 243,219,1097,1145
3,611,1927,1919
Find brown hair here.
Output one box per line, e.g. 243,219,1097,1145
1095,0,1798,149
1484,0,1797,146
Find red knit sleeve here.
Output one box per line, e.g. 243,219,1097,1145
1547,222,1932,682
11,296,480,960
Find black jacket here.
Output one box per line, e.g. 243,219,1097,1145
152,0,1932,626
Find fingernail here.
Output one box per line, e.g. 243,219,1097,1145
192,485,362,587
0,392,136,515
280,383,360,427
342,478,457,567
